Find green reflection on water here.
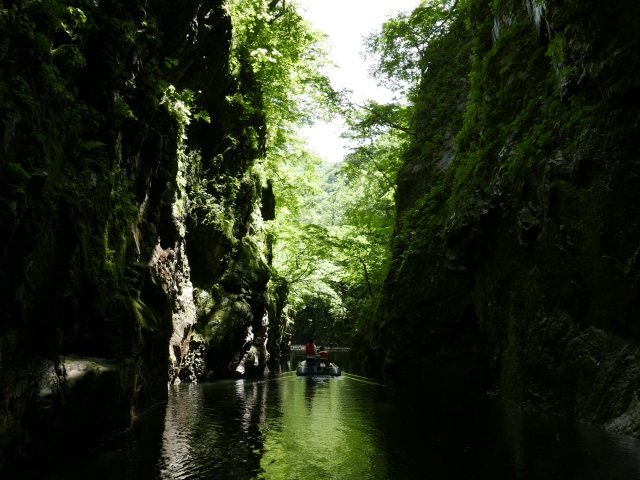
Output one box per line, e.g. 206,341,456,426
258,375,388,479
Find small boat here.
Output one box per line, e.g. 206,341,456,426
296,360,341,376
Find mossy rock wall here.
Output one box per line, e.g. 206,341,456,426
0,0,279,471
372,0,640,435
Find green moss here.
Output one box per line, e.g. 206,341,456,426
197,296,251,347
406,1,607,231
129,297,162,332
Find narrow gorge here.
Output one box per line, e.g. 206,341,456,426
1,0,640,475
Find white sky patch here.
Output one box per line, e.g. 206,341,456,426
297,0,421,164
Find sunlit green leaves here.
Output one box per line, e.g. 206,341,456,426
268,149,398,339
225,0,340,227
364,0,460,97
226,0,338,150
224,0,443,341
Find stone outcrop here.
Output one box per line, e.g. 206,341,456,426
368,0,640,435
0,0,290,472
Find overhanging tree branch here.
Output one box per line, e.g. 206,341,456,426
357,256,374,296
356,101,415,136
268,0,286,21
363,149,397,192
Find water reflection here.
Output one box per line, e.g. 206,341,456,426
258,374,388,479
157,381,267,479
13,350,640,480
154,352,390,479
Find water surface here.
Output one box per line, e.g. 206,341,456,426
16,350,640,479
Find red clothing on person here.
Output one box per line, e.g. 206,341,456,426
305,342,315,356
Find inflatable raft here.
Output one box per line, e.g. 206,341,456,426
296,360,341,376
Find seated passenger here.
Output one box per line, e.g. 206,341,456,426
317,346,329,366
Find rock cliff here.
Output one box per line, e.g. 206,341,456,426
0,0,290,471
369,0,640,435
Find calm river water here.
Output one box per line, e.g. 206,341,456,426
17,350,640,479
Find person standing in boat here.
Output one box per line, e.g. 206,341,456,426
317,346,329,367
305,338,317,368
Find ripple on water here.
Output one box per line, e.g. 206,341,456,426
14,354,640,480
